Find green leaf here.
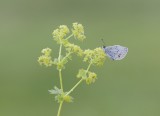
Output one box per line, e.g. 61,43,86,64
48,86,63,95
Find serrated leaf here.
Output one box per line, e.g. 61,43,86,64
53,58,58,64
48,86,63,95
48,89,58,94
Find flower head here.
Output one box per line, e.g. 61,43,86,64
72,22,86,41
77,69,97,84
85,71,97,84
83,47,106,66
41,48,52,56
38,55,53,67
38,48,53,67
64,43,83,56
63,95,73,102
52,25,70,43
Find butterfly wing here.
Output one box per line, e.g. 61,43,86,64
103,45,128,60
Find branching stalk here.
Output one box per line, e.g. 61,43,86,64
66,34,73,40
58,44,62,62
59,69,63,91
65,78,83,96
61,52,72,63
56,34,73,116
57,42,64,116
57,101,63,116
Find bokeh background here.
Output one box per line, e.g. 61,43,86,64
0,0,160,116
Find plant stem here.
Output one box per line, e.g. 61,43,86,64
65,78,83,96
58,42,64,91
66,34,73,40
86,61,92,72
59,69,63,91
57,42,64,116
57,101,63,116
61,52,72,63
58,44,62,62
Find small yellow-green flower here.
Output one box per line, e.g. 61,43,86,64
85,71,97,84
38,55,53,67
41,48,52,56
77,69,97,85
63,95,73,102
83,47,106,66
72,22,86,41
64,43,83,56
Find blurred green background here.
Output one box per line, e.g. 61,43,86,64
0,0,160,116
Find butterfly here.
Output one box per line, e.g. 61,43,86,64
101,39,128,60
103,45,128,60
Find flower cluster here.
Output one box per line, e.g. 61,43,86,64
83,47,106,66
53,54,72,70
86,71,97,84
64,43,83,56
77,69,97,85
52,25,70,44
38,48,53,67
72,22,86,41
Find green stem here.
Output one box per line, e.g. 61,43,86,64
59,52,72,91
59,69,63,91
56,34,73,116
65,34,73,40
86,61,92,72
58,44,62,62
61,52,72,63
57,101,63,116
57,43,64,116
65,78,83,96
58,42,64,91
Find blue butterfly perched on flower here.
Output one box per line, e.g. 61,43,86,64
101,39,128,60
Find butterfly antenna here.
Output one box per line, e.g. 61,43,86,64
101,39,106,48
